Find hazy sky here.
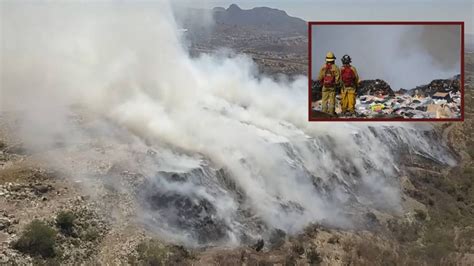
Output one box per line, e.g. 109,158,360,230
177,0,474,34
311,25,461,90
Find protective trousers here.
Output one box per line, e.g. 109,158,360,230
341,87,356,113
321,86,336,115
340,88,347,113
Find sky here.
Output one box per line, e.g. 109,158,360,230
177,0,474,34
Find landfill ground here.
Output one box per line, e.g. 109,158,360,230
311,75,462,119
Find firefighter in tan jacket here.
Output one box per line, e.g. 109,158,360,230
339,55,360,115
317,52,340,115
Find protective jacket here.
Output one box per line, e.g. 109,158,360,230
340,65,359,87
318,63,340,88
317,63,340,115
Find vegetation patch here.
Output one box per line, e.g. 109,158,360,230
135,239,171,265
306,247,322,265
13,220,57,258
132,239,192,266
81,228,100,242
56,211,75,234
414,209,427,221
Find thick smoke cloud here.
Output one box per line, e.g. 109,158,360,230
311,25,461,91
0,1,456,246
401,25,461,69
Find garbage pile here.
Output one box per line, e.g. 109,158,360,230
311,80,322,101
408,74,460,97
311,75,461,119
357,79,395,97
354,91,461,119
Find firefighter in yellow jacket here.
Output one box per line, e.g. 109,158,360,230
317,52,340,115
339,54,360,115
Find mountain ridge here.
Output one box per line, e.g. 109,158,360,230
212,4,306,34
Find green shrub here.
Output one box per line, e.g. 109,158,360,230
463,166,474,176
291,243,305,255
135,240,192,265
13,220,57,258
56,211,75,233
414,209,427,221
82,228,100,242
136,239,168,266
387,219,421,243
285,255,297,266
307,247,322,265
33,257,61,266
327,235,339,244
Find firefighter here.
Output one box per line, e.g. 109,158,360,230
317,52,340,115
339,54,359,115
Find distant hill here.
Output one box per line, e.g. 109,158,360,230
212,4,306,35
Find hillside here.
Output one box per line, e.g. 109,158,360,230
1,2,473,265
1,54,473,264
175,4,308,76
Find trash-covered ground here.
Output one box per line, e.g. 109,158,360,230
312,75,461,119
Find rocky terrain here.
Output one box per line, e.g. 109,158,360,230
1,85,473,266
0,53,472,264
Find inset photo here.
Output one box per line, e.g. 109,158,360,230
309,22,464,121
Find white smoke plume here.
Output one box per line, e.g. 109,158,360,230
311,25,461,91
1,1,455,246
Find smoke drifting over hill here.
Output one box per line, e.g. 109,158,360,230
1,1,456,246
311,25,461,91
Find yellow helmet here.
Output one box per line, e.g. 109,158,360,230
325,51,336,62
